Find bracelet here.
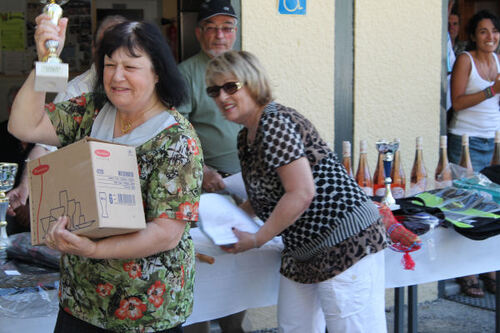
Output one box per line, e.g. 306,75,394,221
491,86,496,97
484,86,494,99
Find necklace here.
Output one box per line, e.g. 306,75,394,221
118,107,158,135
121,120,133,134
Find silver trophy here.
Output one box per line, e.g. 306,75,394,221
34,0,70,92
375,140,399,208
0,163,18,261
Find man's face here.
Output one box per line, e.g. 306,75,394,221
449,14,459,40
196,15,237,58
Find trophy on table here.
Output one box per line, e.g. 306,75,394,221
375,140,399,209
0,163,18,261
34,0,69,93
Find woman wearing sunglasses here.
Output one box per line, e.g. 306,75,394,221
205,50,387,333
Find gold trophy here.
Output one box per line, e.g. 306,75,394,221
0,163,18,261
34,0,69,93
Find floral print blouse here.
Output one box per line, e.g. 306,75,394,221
45,92,203,332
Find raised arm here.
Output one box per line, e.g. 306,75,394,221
7,14,67,145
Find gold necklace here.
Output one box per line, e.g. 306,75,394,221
121,120,133,134
118,107,156,135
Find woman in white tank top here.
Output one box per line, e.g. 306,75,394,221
448,9,500,299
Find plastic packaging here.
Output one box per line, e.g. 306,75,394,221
0,282,59,318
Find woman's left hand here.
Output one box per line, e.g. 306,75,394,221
45,216,97,257
220,227,258,254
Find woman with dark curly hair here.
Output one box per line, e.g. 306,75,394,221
449,9,500,298
8,15,203,332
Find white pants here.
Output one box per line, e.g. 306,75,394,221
277,250,387,333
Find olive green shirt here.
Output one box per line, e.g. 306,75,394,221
178,51,242,174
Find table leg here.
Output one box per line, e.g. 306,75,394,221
496,271,500,333
408,285,418,333
394,287,404,333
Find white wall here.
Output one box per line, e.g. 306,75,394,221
354,0,443,185
241,1,335,144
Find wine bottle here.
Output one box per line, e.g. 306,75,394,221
355,140,373,196
459,134,474,176
390,138,406,199
491,131,500,166
434,135,452,189
342,141,353,177
408,136,427,196
372,148,386,197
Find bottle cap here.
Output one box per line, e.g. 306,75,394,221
440,135,447,147
462,134,469,146
360,139,367,153
416,136,423,149
342,141,351,157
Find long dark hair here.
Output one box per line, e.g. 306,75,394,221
466,10,500,51
95,21,187,107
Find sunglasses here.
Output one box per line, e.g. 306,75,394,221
206,82,243,98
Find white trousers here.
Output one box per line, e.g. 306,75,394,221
277,250,387,333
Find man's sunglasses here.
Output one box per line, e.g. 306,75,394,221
206,82,243,98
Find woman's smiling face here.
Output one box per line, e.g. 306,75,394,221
211,75,260,127
473,18,500,52
103,47,159,114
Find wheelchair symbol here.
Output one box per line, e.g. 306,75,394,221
279,0,306,15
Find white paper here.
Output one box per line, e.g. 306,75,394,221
4,270,21,276
222,172,247,200
199,193,259,245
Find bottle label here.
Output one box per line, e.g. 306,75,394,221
408,179,427,196
361,187,373,196
374,187,385,197
434,180,452,189
391,186,405,199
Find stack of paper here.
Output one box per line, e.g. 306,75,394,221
198,193,260,245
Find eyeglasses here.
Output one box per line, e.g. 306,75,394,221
201,25,236,34
206,82,243,98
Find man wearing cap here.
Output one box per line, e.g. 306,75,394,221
177,0,242,195
178,1,246,333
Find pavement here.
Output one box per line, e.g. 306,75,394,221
210,281,497,333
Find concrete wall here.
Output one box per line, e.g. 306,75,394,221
241,1,335,145
354,0,443,184
241,0,443,189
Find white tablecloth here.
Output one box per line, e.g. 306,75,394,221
185,227,283,325
384,226,500,288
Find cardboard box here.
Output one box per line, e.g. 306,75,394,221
29,137,146,245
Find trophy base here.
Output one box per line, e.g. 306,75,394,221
0,224,10,262
35,61,68,93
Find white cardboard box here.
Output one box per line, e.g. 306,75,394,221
28,137,145,245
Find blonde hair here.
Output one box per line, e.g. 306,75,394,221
205,51,273,106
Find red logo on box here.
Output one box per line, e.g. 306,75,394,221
95,149,111,157
32,164,50,175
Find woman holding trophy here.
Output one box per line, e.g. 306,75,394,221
8,6,203,333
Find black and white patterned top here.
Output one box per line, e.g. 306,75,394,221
238,102,386,283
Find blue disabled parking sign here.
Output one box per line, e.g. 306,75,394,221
278,0,306,15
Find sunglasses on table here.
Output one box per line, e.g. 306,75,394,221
206,82,243,98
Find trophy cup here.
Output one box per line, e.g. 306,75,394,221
0,163,18,261
375,140,399,209
34,0,69,93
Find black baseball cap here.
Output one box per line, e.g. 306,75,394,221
197,0,238,23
